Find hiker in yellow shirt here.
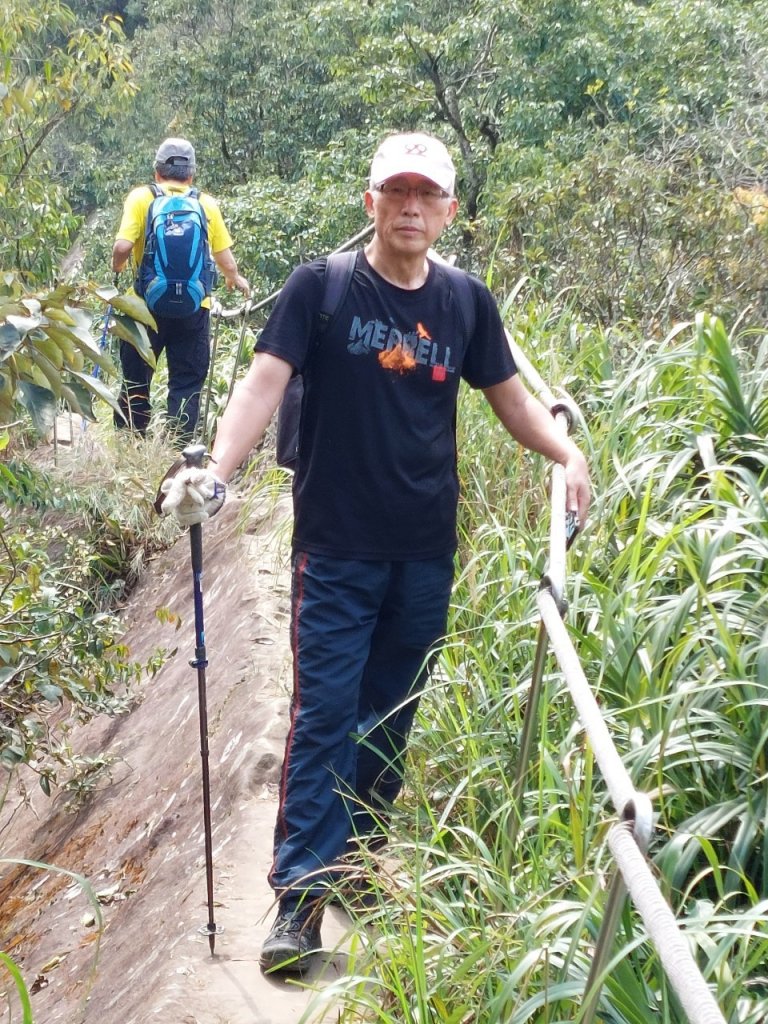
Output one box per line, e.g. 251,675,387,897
112,137,250,441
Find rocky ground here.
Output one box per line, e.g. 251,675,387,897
0,490,359,1024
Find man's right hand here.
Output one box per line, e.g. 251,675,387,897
157,466,226,526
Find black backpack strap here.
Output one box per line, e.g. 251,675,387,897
148,182,162,199
318,250,357,335
436,262,477,343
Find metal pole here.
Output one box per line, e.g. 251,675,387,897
225,301,252,407
199,300,223,447
182,443,220,955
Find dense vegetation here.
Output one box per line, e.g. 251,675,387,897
1,0,767,1019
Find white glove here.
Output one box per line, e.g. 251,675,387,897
159,467,226,526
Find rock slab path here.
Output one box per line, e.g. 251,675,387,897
0,494,354,1024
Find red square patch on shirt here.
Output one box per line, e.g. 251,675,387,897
432,365,447,382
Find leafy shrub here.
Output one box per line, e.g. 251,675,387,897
0,440,177,798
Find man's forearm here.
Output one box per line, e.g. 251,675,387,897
483,375,591,520
112,239,134,273
210,352,293,481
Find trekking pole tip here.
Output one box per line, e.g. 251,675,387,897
198,921,222,955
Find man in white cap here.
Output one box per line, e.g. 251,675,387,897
112,137,250,441
160,131,591,972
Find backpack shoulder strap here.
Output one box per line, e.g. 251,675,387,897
436,262,477,343
318,250,357,335
148,182,163,199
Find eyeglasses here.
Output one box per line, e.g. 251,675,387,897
374,181,451,204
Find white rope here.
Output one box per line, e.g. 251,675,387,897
537,590,726,1023
608,822,727,1024
537,590,638,816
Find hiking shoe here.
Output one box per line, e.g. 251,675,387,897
260,902,323,975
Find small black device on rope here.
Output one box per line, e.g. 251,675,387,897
181,443,220,955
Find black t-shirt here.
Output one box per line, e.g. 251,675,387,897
255,250,517,560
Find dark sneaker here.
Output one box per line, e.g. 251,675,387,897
260,902,323,975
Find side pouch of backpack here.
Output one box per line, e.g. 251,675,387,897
275,373,303,470
274,251,357,471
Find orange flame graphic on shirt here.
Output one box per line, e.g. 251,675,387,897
379,344,417,374
416,322,432,340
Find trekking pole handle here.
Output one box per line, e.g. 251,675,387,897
182,444,208,469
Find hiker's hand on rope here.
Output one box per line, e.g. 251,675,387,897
564,448,591,525
159,467,226,526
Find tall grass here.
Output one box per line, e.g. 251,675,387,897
304,310,768,1023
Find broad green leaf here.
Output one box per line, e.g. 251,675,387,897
36,682,63,702
16,380,57,435
35,336,65,369
29,348,63,397
64,306,101,347
60,379,96,421
109,313,156,367
6,313,42,334
45,325,116,375
40,324,77,364
108,293,157,331
0,322,22,362
42,306,77,326
44,284,77,307
70,369,125,419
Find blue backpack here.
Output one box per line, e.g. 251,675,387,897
136,183,216,318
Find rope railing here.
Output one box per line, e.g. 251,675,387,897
509,330,727,1024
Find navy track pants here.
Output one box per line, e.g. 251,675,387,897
269,550,455,898
115,307,210,441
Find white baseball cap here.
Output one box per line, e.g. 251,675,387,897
369,133,456,194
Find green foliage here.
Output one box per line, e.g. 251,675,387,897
300,310,768,1022
0,274,153,435
483,134,768,328
0,948,33,1023
224,159,369,298
3,0,768,1015
0,0,136,282
0,437,177,798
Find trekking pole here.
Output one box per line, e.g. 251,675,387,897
199,299,222,448
82,274,119,436
181,443,220,955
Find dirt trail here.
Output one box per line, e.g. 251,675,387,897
0,491,356,1024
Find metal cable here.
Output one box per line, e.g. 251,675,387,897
211,222,375,322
